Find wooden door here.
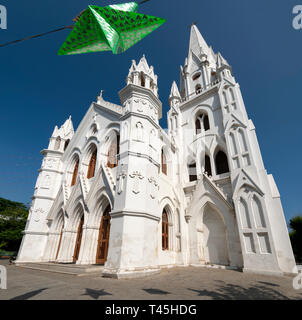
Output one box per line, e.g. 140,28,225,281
71,159,79,186
87,149,97,179
107,134,120,168
162,210,169,250
96,206,111,265
55,223,64,261
73,216,84,263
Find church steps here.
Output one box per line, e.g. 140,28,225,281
15,262,104,276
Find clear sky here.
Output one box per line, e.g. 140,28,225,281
0,0,301,224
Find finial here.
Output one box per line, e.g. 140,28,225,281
97,90,104,101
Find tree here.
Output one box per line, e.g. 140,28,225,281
0,197,29,253
289,215,302,263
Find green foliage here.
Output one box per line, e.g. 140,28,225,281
0,249,16,257
0,197,29,253
289,216,302,263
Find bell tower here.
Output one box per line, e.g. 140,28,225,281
178,24,296,275
17,117,74,263
180,24,217,99
103,55,162,278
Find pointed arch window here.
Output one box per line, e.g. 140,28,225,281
170,118,173,132
195,118,201,134
195,84,202,95
215,151,229,175
162,209,169,251
87,149,97,179
136,122,144,141
161,149,167,175
203,115,210,131
188,162,197,182
91,125,97,136
223,91,228,105
71,159,79,186
54,137,61,151
64,139,70,151
229,88,235,101
174,116,178,128
140,72,145,87
195,113,210,134
107,134,120,168
228,87,237,110
205,155,212,176
192,72,201,81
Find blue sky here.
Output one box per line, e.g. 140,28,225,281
0,0,301,224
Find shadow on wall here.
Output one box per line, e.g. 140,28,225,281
188,280,301,300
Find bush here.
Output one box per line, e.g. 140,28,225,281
0,198,29,252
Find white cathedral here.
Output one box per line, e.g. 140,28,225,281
17,25,297,279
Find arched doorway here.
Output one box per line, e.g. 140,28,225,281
73,215,84,263
203,205,229,266
55,222,64,261
162,209,169,251
96,205,111,265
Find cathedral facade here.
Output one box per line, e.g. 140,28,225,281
17,25,297,278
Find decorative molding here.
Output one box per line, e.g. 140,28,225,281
33,208,45,222
41,149,64,156
129,171,144,194
38,168,64,175
120,112,160,130
23,231,49,236
119,151,160,168
92,112,98,123
83,225,99,231
117,171,127,195
148,177,159,199
43,158,58,169
31,195,56,201
110,210,160,222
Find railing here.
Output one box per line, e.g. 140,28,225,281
181,79,221,103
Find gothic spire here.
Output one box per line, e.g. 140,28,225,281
169,81,181,100
126,54,158,97
217,52,230,69
127,54,157,85
189,24,209,57
51,116,74,139
169,81,181,108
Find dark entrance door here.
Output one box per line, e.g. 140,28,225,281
73,216,84,263
96,205,111,265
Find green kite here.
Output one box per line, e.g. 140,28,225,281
58,2,166,55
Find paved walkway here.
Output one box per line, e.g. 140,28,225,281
0,260,301,300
